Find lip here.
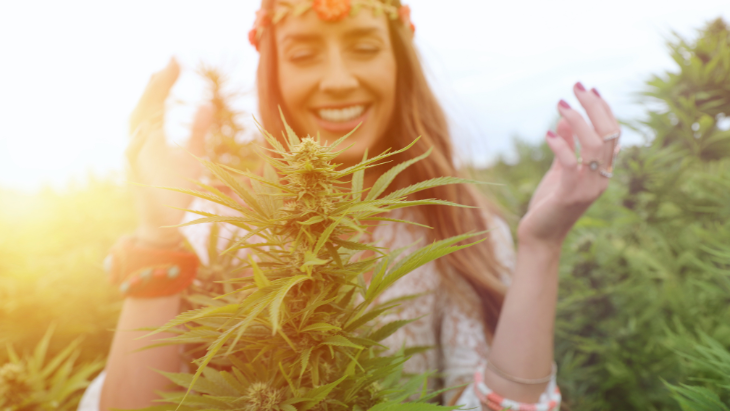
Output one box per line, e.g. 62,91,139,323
311,104,371,133
312,101,370,110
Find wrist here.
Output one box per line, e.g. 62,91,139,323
105,235,199,298
516,234,563,255
515,237,563,278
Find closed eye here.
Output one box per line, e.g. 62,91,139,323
352,42,381,57
288,48,317,63
355,44,379,53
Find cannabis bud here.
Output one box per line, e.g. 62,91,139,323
0,363,30,400
144,115,484,410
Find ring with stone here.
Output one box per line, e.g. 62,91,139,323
586,160,601,172
602,131,621,142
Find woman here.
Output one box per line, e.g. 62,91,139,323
80,0,621,409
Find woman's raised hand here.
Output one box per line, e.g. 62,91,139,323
517,83,620,247
127,58,213,245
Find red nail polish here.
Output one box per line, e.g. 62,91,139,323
575,82,586,91
559,100,571,109
591,88,601,97
547,130,557,138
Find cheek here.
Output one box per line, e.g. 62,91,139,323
372,56,398,125
277,64,314,123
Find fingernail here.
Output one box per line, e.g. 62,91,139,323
559,100,571,109
591,88,601,97
547,130,557,138
575,82,586,91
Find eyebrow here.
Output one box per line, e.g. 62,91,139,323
281,26,386,44
343,27,385,39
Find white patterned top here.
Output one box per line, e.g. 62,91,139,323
78,196,558,409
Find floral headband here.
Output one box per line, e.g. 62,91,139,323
248,0,415,51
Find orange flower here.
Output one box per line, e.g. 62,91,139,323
248,9,271,51
253,9,271,29
312,0,352,22
399,5,415,33
248,28,259,50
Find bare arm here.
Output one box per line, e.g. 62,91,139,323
483,83,621,402
100,295,181,410
98,57,213,410
483,241,559,402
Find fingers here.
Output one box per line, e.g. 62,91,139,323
573,83,621,168
129,57,181,134
556,99,603,157
141,57,180,108
125,124,149,180
572,82,620,140
591,87,621,164
546,119,575,172
556,118,575,151
187,105,214,157
546,130,578,171
590,87,617,125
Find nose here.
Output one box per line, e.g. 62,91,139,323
319,48,358,96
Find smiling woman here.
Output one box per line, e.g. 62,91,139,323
263,3,398,167
82,0,622,410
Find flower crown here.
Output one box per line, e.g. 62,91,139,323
248,0,414,51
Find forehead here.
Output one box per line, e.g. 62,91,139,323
273,4,391,41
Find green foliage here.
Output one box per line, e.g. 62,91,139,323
143,117,478,410
0,180,131,409
641,18,730,160
0,179,132,367
476,17,730,411
665,333,730,411
0,325,104,410
198,64,259,172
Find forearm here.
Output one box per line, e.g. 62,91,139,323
100,295,181,411
483,239,560,402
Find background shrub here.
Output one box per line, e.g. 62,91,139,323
0,179,131,366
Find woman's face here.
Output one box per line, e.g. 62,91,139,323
274,5,398,166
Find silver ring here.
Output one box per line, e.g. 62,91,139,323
600,169,613,178
602,131,621,142
587,160,600,171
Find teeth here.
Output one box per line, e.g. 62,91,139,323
317,105,365,123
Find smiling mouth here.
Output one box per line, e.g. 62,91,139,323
316,105,367,123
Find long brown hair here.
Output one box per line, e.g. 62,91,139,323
255,0,507,338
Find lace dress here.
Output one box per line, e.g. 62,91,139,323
78,197,558,409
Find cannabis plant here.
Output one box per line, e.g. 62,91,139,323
665,333,730,411
145,117,484,410
0,325,104,411
198,64,259,173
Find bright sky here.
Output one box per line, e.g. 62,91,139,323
0,0,728,190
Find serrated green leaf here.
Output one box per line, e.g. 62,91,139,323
320,335,363,350
249,254,271,289
270,275,310,335
366,148,432,201
302,323,342,333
